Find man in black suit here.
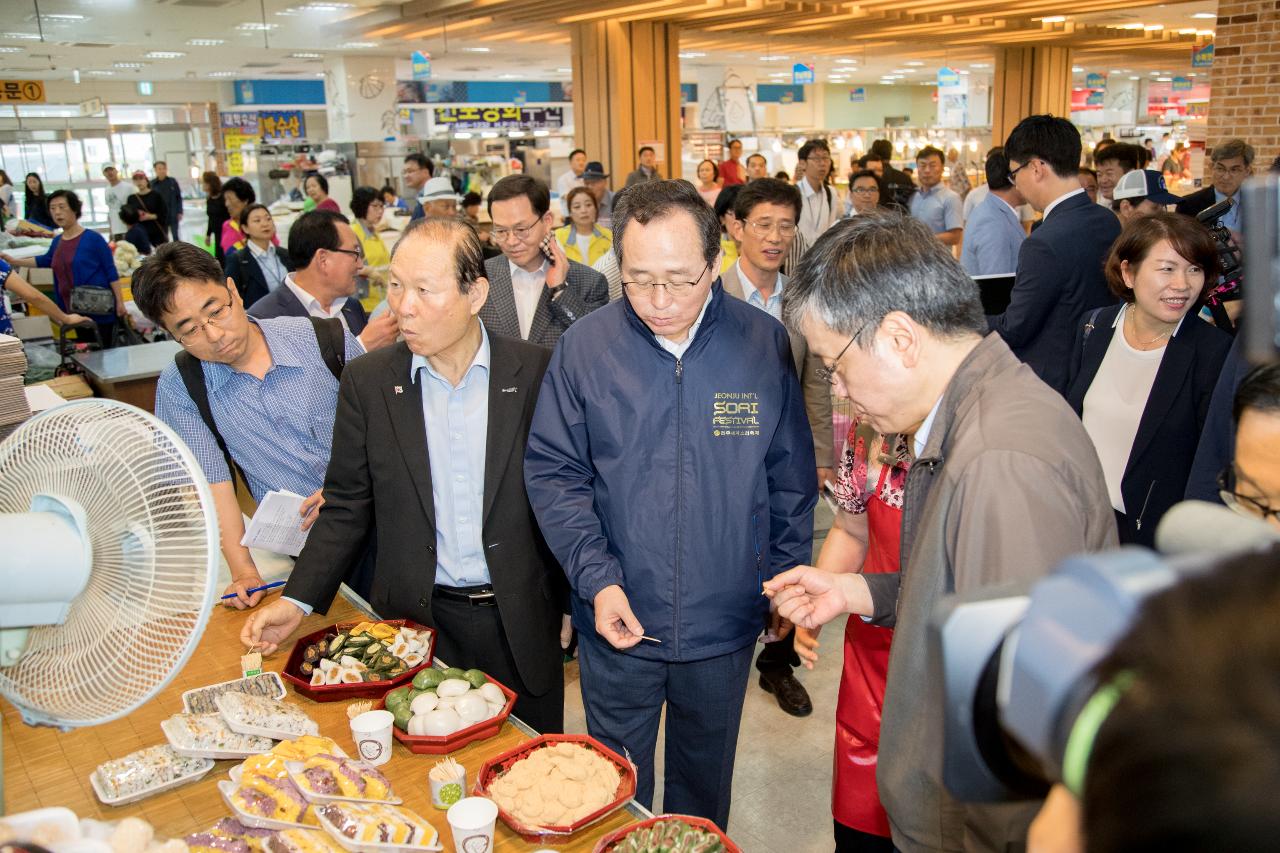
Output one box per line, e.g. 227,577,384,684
1174,138,1254,230
248,209,398,353
243,217,568,733
479,174,608,348
990,115,1121,395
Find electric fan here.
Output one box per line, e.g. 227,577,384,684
0,399,219,729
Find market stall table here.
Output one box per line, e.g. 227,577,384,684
70,340,181,412
2,592,652,850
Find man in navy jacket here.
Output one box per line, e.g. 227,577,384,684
524,180,817,828
989,115,1121,394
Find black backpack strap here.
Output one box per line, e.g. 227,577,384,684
309,316,346,380
176,350,245,493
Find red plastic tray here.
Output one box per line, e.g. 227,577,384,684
474,734,637,845
281,620,435,703
373,673,517,755
592,815,742,853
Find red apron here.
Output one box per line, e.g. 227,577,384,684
831,461,900,835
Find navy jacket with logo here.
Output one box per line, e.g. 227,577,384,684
524,281,817,662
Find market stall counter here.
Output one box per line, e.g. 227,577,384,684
1,592,653,850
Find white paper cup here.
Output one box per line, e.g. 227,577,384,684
447,796,498,853
350,709,394,766
429,765,467,810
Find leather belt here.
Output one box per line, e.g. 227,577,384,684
433,584,497,606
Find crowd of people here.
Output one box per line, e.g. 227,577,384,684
22,105,1264,853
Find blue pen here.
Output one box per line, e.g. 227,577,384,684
221,580,286,600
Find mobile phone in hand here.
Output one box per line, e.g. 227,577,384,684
540,235,557,266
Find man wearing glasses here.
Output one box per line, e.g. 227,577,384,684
525,180,816,828
722,178,834,717
134,241,367,610
479,174,608,348
1174,137,1255,229
248,210,398,353
764,212,1115,853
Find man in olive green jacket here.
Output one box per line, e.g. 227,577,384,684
769,213,1117,853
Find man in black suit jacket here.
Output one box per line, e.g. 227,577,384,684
1174,137,1255,224
243,217,567,733
478,174,608,348
248,209,398,352
990,115,1121,394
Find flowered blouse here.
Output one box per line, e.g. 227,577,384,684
831,418,912,515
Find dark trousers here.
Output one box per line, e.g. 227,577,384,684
576,629,753,829
835,821,895,853
429,594,563,735
755,635,800,674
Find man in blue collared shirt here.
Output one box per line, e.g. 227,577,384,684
961,147,1027,276
243,217,568,734
909,146,964,248
135,242,364,608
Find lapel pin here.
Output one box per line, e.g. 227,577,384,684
501,386,518,393
394,386,403,395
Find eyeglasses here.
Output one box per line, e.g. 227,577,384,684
804,154,832,163
491,219,541,243
174,292,234,345
1008,160,1035,182
744,219,797,238
1212,163,1249,176
328,246,364,261
622,261,712,296
815,322,869,385
1218,466,1280,523
851,186,879,196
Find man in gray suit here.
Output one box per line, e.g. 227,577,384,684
479,174,608,348
723,177,834,718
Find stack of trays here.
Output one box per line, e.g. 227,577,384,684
0,334,30,438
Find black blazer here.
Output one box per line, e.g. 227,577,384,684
247,280,368,335
282,335,567,696
478,256,608,348
990,191,1122,394
1066,304,1232,546
1174,186,1216,218
226,244,295,309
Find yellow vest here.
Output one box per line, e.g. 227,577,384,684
719,238,738,273
353,220,391,268
555,224,613,266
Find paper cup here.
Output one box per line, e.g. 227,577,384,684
446,797,498,853
429,765,467,810
350,710,394,766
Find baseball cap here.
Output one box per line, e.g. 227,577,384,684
419,176,461,202
131,170,147,180
1113,169,1181,205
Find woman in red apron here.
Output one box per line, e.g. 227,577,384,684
797,418,911,852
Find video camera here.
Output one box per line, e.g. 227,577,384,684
1196,197,1245,333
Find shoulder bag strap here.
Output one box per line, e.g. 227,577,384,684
176,351,245,494
309,316,346,379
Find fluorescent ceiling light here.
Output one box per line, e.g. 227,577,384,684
294,1,353,8
187,38,225,45
339,41,376,48
207,70,237,77
1157,76,1172,81
1,32,41,40
236,22,278,31
86,69,115,76
903,60,925,66
1038,15,1067,22
497,73,519,79
533,130,550,137
453,132,473,139
1144,24,1164,30
679,51,706,58
835,58,857,64
145,51,186,59
758,54,789,61
462,47,491,53
1129,75,1141,80
289,52,322,58
509,130,526,137
0,46,22,53
1191,11,1216,18
556,67,571,73
1072,66,1084,72
114,61,146,68
41,13,85,20
970,62,991,68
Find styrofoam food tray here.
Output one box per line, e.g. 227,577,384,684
161,717,274,761
215,692,320,740
89,756,214,807
216,779,319,832
313,803,443,853
285,759,403,805
182,672,286,714
0,807,82,846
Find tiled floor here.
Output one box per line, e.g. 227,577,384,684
563,501,843,853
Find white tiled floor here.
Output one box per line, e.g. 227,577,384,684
564,502,843,853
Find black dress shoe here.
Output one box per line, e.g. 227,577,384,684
758,670,813,717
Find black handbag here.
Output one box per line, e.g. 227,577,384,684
69,285,116,315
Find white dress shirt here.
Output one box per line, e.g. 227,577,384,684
654,291,713,360
283,274,362,352
798,178,838,246
1042,187,1087,222
510,259,548,340
913,395,944,459
734,260,784,321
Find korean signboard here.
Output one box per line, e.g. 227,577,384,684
433,105,564,130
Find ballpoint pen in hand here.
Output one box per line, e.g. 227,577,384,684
221,580,286,600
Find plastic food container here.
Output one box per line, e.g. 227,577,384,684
285,758,403,805
182,672,287,714
0,806,82,846
591,815,743,853
473,735,637,845
216,692,320,740
217,779,320,833
283,621,437,703
161,713,275,760
313,802,443,852
90,746,214,806
375,674,517,755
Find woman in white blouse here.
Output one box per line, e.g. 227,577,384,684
1066,212,1231,546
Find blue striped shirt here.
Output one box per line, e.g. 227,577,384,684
155,315,363,501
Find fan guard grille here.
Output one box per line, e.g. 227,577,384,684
0,400,217,728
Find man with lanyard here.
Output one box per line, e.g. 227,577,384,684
796,139,838,247
134,241,365,607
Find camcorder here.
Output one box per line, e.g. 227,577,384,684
932,174,1280,803
1196,197,1245,333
